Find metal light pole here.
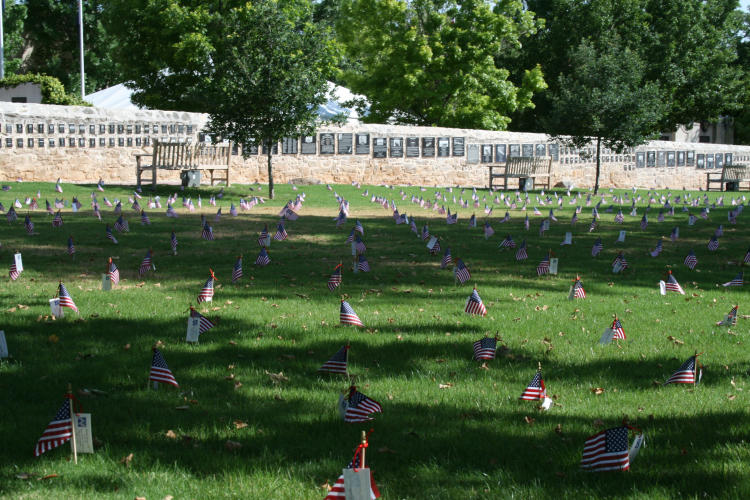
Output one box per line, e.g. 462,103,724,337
78,0,84,99
1,0,6,80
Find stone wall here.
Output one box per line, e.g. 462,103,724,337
2,101,750,190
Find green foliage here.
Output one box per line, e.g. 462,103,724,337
23,0,123,94
1,182,749,499
0,73,90,106
335,0,546,129
1,1,28,75
513,0,743,134
205,0,340,199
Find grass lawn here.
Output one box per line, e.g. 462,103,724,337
0,180,748,499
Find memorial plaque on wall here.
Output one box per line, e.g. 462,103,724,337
390,137,404,157
706,154,715,169
373,138,387,158
355,133,370,155
319,133,335,154
509,144,521,158
686,151,695,166
549,144,559,161
696,154,705,168
522,144,534,157
437,137,450,157
677,151,685,166
725,152,733,166
406,137,420,157
495,144,507,162
467,144,480,164
535,144,547,157
666,151,676,167
282,137,298,154
262,142,278,155
452,137,465,157
481,144,493,163
337,133,353,154
422,137,435,157
636,152,646,168
715,153,723,169
300,135,316,154
647,151,656,167
656,151,666,167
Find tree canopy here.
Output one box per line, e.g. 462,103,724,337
335,0,547,130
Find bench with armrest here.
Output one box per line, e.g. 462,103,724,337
135,140,231,188
706,164,750,191
487,156,552,190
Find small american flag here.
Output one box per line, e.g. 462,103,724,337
354,236,367,255
105,225,118,244
357,254,370,272
114,215,128,232
324,452,381,500
612,252,628,272
464,288,487,316
58,282,78,313
571,212,578,225
524,215,530,231
588,219,597,233
580,426,631,471
255,247,270,266
9,262,20,280
201,223,214,241
664,355,701,385
716,305,739,326
231,256,243,282
197,270,215,302
52,211,63,227
107,258,120,285
140,210,150,225
520,370,546,400
454,259,471,284
166,204,178,218
170,231,178,254
516,240,528,261
688,214,697,226
258,225,269,247
591,238,603,257
343,386,382,422
640,214,648,230
354,219,364,235
744,247,750,264
24,215,34,234
215,208,222,221
33,399,72,457
548,209,557,222
614,210,624,223
472,337,496,360
67,236,75,256
345,229,355,244
537,253,550,276
684,250,698,270
468,214,476,228
572,277,586,298
318,344,349,374
340,300,363,327
722,271,743,287
230,203,238,217
665,271,685,294
150,348,179,387
484,221,494,238
707,236,719,251
273,222,288,241
190,307,215,333
441,247,452,269
499,234,516,248
421,225,430,241
650,240,662,257
446,212,457,224
612,317,626,339
328,264,343,291
657,210,665,222
139,250,153,277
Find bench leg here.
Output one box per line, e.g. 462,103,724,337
151,166,156,188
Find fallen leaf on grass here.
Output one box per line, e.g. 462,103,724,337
123,343,131,350
554,424,563,435
479,362,490,370
265,371,289,383
438,383,453,389
234,382,243,390
166,430,177,439
728,394,736,401
524,416,535,425
234,420,248,430
378,446,397,454
16,473,35,480
120,453,133,467
321,482,333,492
225,440,242,451
48,334,59,344
666,335,684,345
163,496,174,500
174,405,190,410
591,387,605,395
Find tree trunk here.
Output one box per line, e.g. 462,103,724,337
594,136,601,195
267,150,274,199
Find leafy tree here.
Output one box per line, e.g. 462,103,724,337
22,0,123,94
335,0,546,129
545,39,665,194
512,0,743,134
1,1,28,76
205,0,339,199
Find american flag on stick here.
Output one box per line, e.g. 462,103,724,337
722,271,743,287
340,300,363,327
441,247,452,269
580,426,632,472
591,238,603,257
67,236,75,256
472,336,497,360
684,250,697,270
107,258,120,286
665,271,685,294
612,317,626,339
716,305,738,326
150,348,179,387
324,447,380,499
464,288,487,316
515,240,528,261
231,256,243,282
328,263,343,291
24,215,34,234
499,234,515,249
572,276,586,299
33,396,73,457
537,252,550,276
170,231,178,255
255,247,270,266
197,270,216,303
52,211,63,227
139,250,154,277
114,215,128,232
454,259,471,284
258,225,269,247
105,225,118,244
707,236,719,251
190,307,215,333
9,261,20,280
318,344,349,375
273,222,288,241
58,282,78,313
520,367,546,400
357,254,370,272
140,210,150,225
342,386,382,422
664,354,702,385
201,223,214,241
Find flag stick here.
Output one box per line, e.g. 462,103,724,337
360,430,367,469
68,383,78,464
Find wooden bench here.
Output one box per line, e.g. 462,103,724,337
706,164,750,191
135,140,231,188
487,156,552,190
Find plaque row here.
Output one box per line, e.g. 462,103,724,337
2,122,194,136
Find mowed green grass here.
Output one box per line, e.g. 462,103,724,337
0,180,748,500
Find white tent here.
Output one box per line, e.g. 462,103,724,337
84,81,366,122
